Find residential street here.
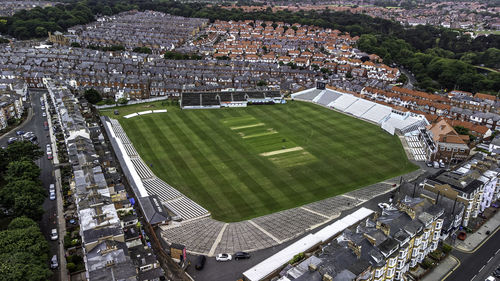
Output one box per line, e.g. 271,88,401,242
1,89,64,281
447,223,500,281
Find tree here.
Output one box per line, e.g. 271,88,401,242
5,141,43,162
257,80,267,86
0,217,51,281
4,160,41,182
70,42,81,48
84,88,102,104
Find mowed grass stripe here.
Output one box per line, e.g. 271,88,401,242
160,115,251,219
144,117,223,211
122,117,185,182
182,112,284,218
169,112,260,219
244,107,334,197
195,110,315,206
123,117,222,211
191,111,305,207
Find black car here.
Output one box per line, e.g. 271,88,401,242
234,252,251,260
494,267,500,277
195,255,206,270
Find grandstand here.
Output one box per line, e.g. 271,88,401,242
360,104,393,124
345,98,376,117
102,117,210,221
181,91,283,109
330,95,359,112
292,84,429,136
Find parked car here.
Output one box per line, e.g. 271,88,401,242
457,231,467,241
426,162,433,167
42,112,46,117
195,255,206,270
50,229,58,240
485,276,495,281
493,267,500,277
439,161,445,168
433,161,440,168
215,253,232,262
49,184,55,193
16,130,24,136
234,252,251,260
378,203,390,210
7,137,18,144
50,255,58,269
47,153,53,160
49,191,56,200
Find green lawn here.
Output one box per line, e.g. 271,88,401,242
101,100,417,222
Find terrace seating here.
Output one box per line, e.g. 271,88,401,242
291,88,322,101
164,197,210,221
142,178,182,201
345,99,376,117
123,143,138,156
330,95,358,111
130,158,154,179
316,90,342,107
360,104,392,124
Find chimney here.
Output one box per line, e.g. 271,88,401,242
435,191,440,205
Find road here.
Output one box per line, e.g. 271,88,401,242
1,89,62,281
448,228,500,281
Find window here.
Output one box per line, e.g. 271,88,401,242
447,147,452,151
453,148,458,152
441,146,445,151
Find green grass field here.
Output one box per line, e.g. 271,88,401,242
101,100,417,222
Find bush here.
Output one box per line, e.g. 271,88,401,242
289,252,305,264
442,243,452,254
421,257,435,269
66,262,76,272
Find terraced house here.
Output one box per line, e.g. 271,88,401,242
275,195,447,281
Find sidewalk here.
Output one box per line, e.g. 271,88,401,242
453,208,500,252
421,255,460,281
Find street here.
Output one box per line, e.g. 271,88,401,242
1,89,62,281
448,227,500,281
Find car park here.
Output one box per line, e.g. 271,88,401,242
234,252,251,260
215,253,232,262
195,255,206,270
50,229,58,240
50,255,58,269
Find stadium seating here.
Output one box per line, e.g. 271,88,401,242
142,178,182,201
316,90,342,106
164,197,210,221
360,104,393,124
345,99,376,117
291,88,323,101
331,95,358,111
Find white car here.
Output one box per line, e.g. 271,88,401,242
42,112,46,117
49,184,55,193
215,253,232,262
485,276,495,281
50,228,58,241
378,203,390,210
49,191,56,200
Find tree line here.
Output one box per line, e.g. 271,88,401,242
0,141,51,280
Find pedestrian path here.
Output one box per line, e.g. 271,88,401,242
421,255,459,281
